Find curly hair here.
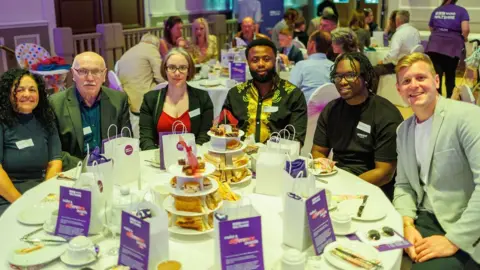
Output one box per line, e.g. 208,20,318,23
331,28,359,54
330,52,379,94
0,68,56,133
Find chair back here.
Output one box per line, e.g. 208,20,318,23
292,37,306,50
107,70,123,91
411,44,424,53
301,83,340,157
15,43,51,69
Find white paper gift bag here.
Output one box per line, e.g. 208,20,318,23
266,125,301,158
103,125,141,186
127,201,169,270
83,147,114,203
73,170,106,235
255,144,287,197
159,121,196,170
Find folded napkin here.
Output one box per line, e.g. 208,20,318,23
285,159,307,178
31,56,71,71
87,146,111,166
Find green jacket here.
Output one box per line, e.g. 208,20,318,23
139,85,213,150
49,86,131,170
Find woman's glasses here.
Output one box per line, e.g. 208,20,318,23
167,65,188,74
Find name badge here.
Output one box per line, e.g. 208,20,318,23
83,126,92,135
189,108,200,118
263,106,279,113
357,122,371,134
16,139,34,149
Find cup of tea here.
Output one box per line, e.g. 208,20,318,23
65,236,97,262
330,211,352,234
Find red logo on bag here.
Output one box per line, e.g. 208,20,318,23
176,142,184,151
124,145,133,155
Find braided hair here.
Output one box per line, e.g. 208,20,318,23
329,52,379,94
0,68,56,133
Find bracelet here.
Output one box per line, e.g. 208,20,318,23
404,223,415,228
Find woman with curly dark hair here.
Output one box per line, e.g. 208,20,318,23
0,68,62,214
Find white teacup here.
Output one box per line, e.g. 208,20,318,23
281,248,306,270
152,184,170,207
66,236,96,262
331,211,352,234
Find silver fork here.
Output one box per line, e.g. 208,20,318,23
20,228,43,240
23,238,67,245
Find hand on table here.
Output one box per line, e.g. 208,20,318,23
404,225,423,261
414,235,459,263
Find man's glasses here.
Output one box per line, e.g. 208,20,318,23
331,72,359,83
74,68,105,78
166,65,188,74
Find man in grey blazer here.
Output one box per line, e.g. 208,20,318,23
394,52,480,269
49,52,130,170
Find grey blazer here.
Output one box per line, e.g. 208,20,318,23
393,97,480,262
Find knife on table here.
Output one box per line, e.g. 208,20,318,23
357,195,369,217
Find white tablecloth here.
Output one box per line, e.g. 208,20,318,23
365,47,391,66
0,149,403,270
188,78,232,118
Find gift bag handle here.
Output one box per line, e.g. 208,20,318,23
171,120,187,134
285,153,293,174
284,124,296,140
268,132,281,146
75,161,83,180
278,128,291,140
107,124,119,139
121,127,133,138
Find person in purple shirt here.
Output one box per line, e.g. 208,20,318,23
426,0,470,98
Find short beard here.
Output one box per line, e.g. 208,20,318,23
250,68,276,83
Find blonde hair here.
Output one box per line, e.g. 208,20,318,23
191,18,210,48
160,48,196,81
279,27,294,37
395,52,436,77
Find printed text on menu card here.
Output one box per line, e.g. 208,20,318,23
220,216,265,270
118,211,150,270
55,186,91,239
229,62,247,82
306,189,336,255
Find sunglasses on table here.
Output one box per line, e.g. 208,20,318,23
367,226,395,241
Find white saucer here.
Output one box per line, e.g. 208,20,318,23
60,252,96,266
333,223,358,236
17,203,57,225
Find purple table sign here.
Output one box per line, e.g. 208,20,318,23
347,231,412,252
118,211,150,270
229,62,247,83
219,216,265,270
55,186,91,240
306,189,336,255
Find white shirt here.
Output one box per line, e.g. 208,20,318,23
384,23,421,64
415,116,434,185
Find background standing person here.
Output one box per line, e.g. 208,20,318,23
317,0,338,17
233,0,262,33
349,10,371,51
364,8,378,35
271,8,299,49
426,0,470,98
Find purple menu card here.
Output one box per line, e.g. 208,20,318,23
118,211,150,270
306,189,336,255
229,62,247,82
347,232,412,252
219,216,264,270
55,186,91,240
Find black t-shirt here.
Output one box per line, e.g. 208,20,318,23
314,95,403,176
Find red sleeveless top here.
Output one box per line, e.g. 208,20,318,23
156,111,191,133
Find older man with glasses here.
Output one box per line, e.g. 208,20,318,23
49,51,131,170
311,52,403,200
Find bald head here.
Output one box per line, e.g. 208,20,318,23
72,51,106,104
241,17,255,40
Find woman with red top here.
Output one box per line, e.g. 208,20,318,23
139,48,214,150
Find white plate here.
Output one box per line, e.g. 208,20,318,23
169,177,219,197
337,199,386,221
324,240,381,270
168,225,213,235
17,203,57,225
163,195,223,216
199,80,221,87
206,141,247,154
207,130,245,139
60,252,96,266
309,167,338,177
168,162,216,178
8,238,68,267
333,223,358,236
229,173,252,186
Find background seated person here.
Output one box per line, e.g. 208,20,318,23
278,27,305,65
189,18,218,64
49,52,131,170
0,69,62,214
232,17,270,47
311,52,403,200
139,48,213,150
223,38,307,145
160,16,187,59
331,28,360,56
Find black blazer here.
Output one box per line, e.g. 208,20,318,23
139,85,214,150
283,45,304,64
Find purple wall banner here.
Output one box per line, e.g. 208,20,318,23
260,1,284,35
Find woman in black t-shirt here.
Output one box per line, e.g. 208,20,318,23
0,69,62,214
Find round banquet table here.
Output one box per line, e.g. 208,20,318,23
365,47,391,66
188,78,232,118
0,149,403,270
